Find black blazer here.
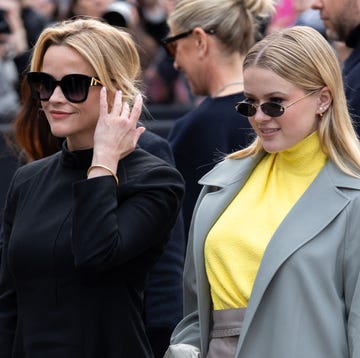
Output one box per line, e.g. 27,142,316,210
0,143,184,357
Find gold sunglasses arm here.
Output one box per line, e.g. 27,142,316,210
90,77,103,87
286,89,319,109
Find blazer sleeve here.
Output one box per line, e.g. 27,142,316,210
71,158,185,271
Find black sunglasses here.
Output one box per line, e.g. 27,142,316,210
161,28,215,58
235,90,319,117
27,72,103,103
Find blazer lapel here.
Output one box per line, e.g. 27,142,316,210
236,160,360,354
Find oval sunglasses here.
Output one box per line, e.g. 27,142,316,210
235,90,319,117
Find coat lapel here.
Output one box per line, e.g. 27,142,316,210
193,153,265,261
236,160,360,354
191,153,264,353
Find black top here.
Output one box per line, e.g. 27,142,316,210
343,25,360,135
167,93,253,236
0,142,184,358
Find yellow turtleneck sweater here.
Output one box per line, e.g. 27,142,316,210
204,132,327,310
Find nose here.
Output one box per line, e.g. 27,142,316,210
173,58,180,71
49,85,66,102
311,0,321,10
253,106,271,122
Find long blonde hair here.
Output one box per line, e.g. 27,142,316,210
228,26,360,177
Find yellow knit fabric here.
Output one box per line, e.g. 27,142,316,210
204,132,327,310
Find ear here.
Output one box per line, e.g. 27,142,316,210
317,86,332,115
192,27,210,58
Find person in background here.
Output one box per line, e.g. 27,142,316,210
164,0,274,238
0,0,27,123
143,0,195,106
66,0,159,71
165,25,360,358
265,0,296,33
0,18,184,357
311,0,360,135
25,0,70,22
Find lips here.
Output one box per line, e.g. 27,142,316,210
49,110,72,119
260,128,280,134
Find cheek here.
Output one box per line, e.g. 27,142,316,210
248,117,258,130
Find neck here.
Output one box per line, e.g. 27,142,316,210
212,81,244,97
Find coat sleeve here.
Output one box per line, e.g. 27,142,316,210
71,161,185,271
167,186,213,354
344,192,360,356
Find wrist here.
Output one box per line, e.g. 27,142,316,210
87,164,119,185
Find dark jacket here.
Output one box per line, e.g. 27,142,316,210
0,142,184,358
167,93,253,236
343,25,360,134
138,131,186,357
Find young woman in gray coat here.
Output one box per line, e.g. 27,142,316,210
165,25,360,358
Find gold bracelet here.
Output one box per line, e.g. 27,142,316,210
87,164,119,185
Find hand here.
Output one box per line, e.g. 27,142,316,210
91,87,145,173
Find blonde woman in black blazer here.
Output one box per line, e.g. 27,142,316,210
0,18,184,358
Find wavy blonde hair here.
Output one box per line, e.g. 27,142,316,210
30,17,142,105
15,17,142,160
228,26,360,177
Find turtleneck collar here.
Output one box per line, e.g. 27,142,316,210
273,131,327,176
345,24,360,48
60,140,93,170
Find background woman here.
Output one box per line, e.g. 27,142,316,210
164,0,275,238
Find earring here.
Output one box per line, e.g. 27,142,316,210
318,106,325,118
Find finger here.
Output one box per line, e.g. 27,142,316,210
121,102,130,121
129,94,143,125
99,87,108,119
111,90,123,114
132,126,146,148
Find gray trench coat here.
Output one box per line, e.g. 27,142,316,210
168,152,360,358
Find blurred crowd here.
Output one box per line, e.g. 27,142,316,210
0,0,197,125
0,0,350,125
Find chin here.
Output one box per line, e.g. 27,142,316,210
48,125,71,139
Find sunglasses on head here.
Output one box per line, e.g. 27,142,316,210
161,28,215,58
27,72,103,103
235,90,319,117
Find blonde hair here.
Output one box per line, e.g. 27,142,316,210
30,17,142,105
168,0,275,55
228,26,360,177
15,17,143,160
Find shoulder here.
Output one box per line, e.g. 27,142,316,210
119,147,184,184
138,130,174,165
12,152,60,186
199,152,264,186
344,45,360,76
